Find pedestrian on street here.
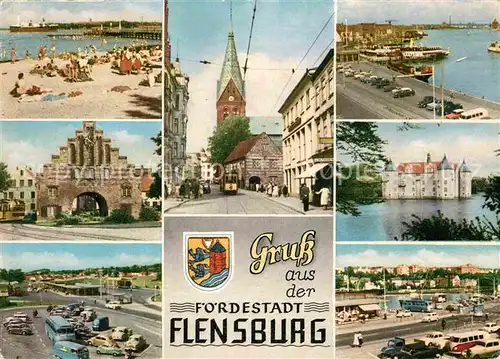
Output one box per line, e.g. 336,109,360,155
272,184,279,197
199,183,204,198
300,183,310,212
282,184,288,197
316,186,331,210
358,332,363,347
352,332,359,347
441,318,446,331
267,183,272,197
179,183,186,200
255,183,260,192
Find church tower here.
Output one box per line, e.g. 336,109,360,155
216,2,246,125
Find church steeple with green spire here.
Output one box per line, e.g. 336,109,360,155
216,0,246,125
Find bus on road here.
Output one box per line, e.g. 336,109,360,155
399,299,432,313
45,316,76,343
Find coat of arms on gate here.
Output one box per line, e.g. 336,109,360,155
184,232,233,291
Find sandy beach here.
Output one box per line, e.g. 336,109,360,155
0,55,162,119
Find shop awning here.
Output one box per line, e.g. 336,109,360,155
358,304,381,312
296,163,330,179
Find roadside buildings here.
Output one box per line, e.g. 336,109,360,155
1,165,37,214
382,154,472,200
183,150,214,183
279,49,334,199
224,133,283,189
164,0,189,187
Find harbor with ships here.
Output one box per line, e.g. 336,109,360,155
336,16,500,119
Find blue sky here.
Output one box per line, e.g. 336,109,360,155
0,121,160,173
337,122,499,177
337,0,500,24
0,243,161,270
2,1,162,26
336,244,500,268
169,0,334,152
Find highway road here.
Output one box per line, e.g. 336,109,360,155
0,306,162,359
0,223,161,241
164,187,303,215
337,61,500,120
336,305,500,359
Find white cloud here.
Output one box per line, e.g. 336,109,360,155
185,52,299,152
337,247,500,268
0,251,160,271
109,130,144,145
1,2,161,25
338,0,498,24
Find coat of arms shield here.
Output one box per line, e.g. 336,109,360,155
183,232,233,291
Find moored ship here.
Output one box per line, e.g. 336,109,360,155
488,42,500,53
9,18,58,33
387,60,434,82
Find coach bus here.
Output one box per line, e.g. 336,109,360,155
45,316,76,343
399,299,432,313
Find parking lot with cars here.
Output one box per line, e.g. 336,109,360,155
0,303,161,358
337,61,500,119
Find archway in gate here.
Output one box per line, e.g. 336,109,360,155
72,192,109,217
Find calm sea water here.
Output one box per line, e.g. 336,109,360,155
421,29,500,102
0,30,159,60
336,195,496,241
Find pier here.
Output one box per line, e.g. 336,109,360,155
337,61,500,119
85,28,162,40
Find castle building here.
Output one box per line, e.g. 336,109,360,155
36,122,152,218
382,153,472,200
216,8,246,125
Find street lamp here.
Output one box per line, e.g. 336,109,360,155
99,268,103,301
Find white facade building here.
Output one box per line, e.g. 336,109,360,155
2,165,37,213
279,49,334,197
183,149,214,183
382,153,472,200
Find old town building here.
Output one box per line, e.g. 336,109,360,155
1,165,37,214
164,0,189,187
224,133,283,189
279,49,334,199
216,11,246,125
36,122,152,219
184,149,214,183
382,153,472,200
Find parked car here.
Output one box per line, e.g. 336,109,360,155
396,310,412,318
105,301,122,310
8,324,33,335
111,326,133,341
376,78,391,88
81,310,97,322
414,331,447,348
417,96,435,108
203,181,211,194
421,313,439,323
383,84,398,92
125,334,148,352
466,338,500,358
445,108,465,119
426,100,442,111
96,345,124,356
482,323,500,333
393,87,415,98
93,316,110,331
345,70,355,77
88,334,117,347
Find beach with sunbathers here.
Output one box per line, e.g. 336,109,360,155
1,43,162,119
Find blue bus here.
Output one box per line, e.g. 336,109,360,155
45,316,76,343
53,341,89,359
399,299,432,313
